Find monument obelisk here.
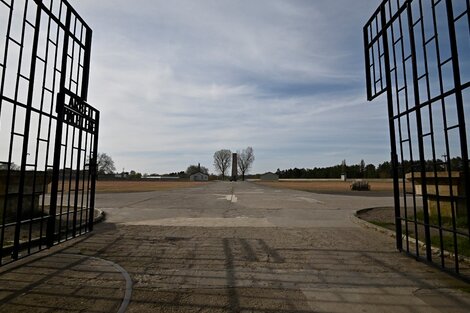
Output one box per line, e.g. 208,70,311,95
231,153,238,181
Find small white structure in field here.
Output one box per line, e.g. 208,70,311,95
260,172,279,181
190,172,208,181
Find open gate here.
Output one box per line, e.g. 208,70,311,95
0,0,98,265
364,0,470,280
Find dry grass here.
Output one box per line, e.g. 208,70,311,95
255,180,396,194
94,180,208,193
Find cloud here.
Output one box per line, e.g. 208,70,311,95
71,0,390,173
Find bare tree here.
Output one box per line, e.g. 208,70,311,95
213,149,232,180
97,153,116,174
0,162,20,171
237,147,255,181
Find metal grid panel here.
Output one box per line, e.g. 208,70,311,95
0,0,98,265
365,0,470,280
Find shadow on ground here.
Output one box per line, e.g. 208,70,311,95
2,222,468,312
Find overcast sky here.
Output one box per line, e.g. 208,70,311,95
73,0,390,175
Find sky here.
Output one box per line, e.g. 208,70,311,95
72,0,391,175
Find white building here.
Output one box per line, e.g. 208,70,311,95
260,172,279,181
190,172,209,181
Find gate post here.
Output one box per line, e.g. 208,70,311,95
88,112,99,232
81,27,97,232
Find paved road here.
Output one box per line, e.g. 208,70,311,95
97,181,395,228
1,181,469,312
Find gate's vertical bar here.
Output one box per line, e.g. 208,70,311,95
12,1,42,259
88,111,98,231
406,1,433,261
81,27,92,102
47,8,72,247
72,113,82,237
380,3,403,252
0,0,15,265
81,28,97,231
363,26,372,101
445,0,470,256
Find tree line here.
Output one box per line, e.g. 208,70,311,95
276,160,393,179
95,152,464,181
276,157,465,179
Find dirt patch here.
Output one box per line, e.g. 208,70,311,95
356,207,396,230
255,180,397,197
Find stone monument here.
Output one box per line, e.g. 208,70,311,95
231,153,238,181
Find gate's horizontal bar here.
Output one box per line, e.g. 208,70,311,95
1,95,56,119
391,86,465,120
0,215,51,228
0,0,11,8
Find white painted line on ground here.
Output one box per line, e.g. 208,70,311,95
236,191,265,194
231,195,238,203
217,194,238,203
296,197,324,204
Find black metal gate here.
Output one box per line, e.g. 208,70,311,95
0,0,98,265
364,0,470,280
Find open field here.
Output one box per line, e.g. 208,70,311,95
94,180,208,193
255,179,396,196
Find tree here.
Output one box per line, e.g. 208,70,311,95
365,164,377,178
186,164,209,176
0,162,20,171
237,147,255,181
96,153,116,174
213,149,232,180
129,170,142,179
377,161,392,178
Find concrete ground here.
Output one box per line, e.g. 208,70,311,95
0,181,469,312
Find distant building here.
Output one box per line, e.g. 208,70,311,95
260,172,279,181
115,172,129,179
190,172,209,181
144,176,180,181
98,172,128,180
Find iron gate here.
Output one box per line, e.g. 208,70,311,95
364,0,470,279
0,0,98,265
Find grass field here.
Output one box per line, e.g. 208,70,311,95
359,207,470,257
255,179,395,195
94,180,208,193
